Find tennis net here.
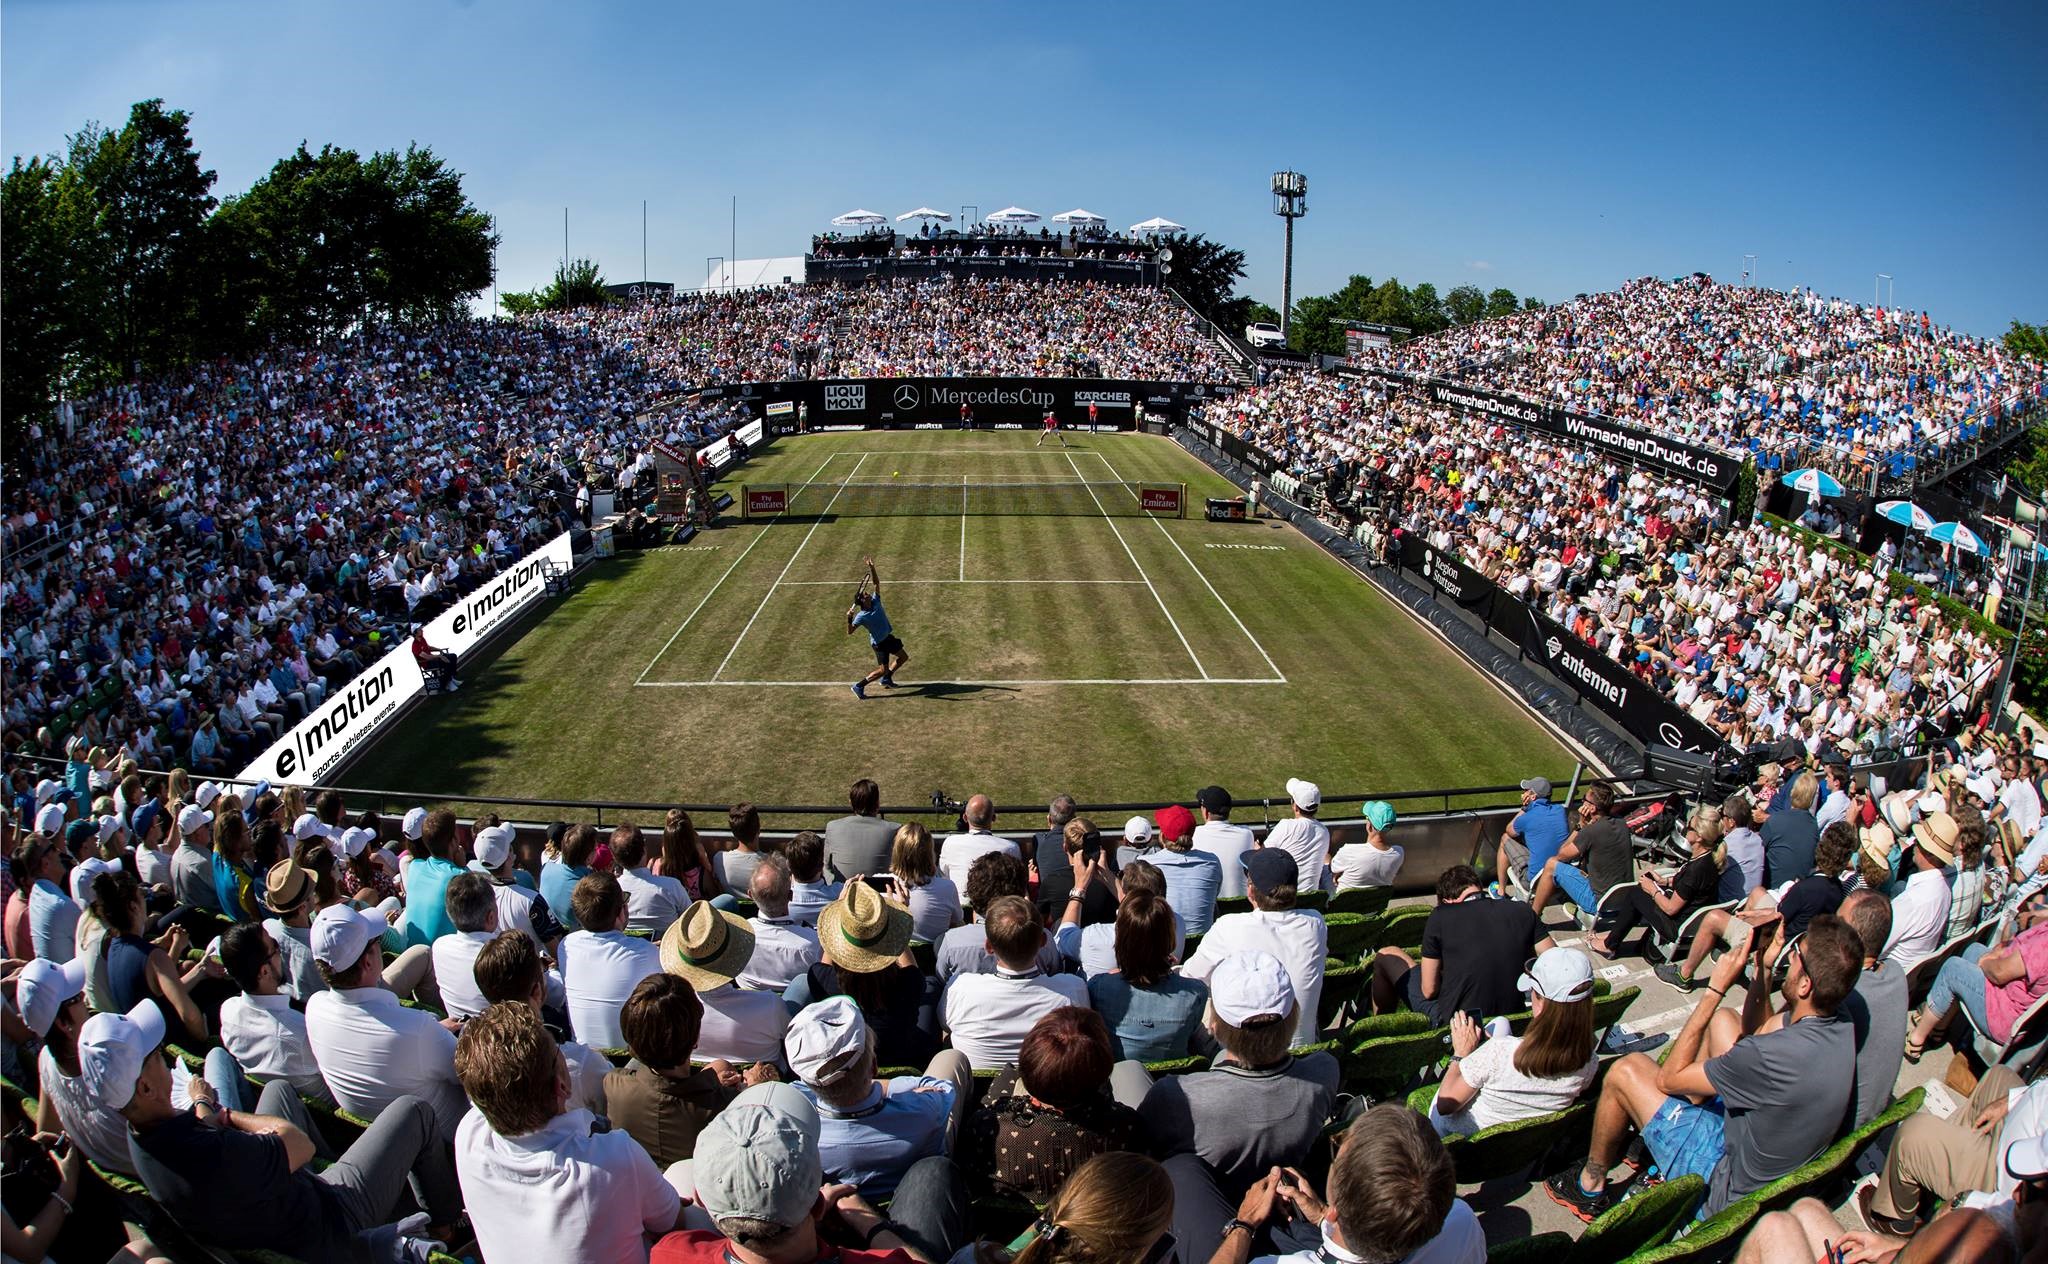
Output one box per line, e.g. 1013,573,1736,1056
742,480,1185,519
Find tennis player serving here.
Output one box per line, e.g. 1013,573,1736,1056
847,556,909,698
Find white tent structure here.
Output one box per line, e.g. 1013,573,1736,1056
703,257,806,290
1129,216,1186,235
830,209,887,227
895,208,952,222
984,206,1042,225
1050,208,1106,225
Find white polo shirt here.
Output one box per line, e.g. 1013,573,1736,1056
456,1106,680,1264
695,983,791,1064
1262,818,1333,893
1330,843,1405,890
1182,908,1329,1044
558,929,663,1051
2001,778,2043,840
937,832,1020,903
305,985,468,1142
618,866,690,937
737,916,821,993
1192,822,1257,898
1882,866,1954,973
433,930,495,1019
219,991,328,1097
941,968,1090,1069
483,874,550,945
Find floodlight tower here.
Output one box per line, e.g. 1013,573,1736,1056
1272,171,1307,342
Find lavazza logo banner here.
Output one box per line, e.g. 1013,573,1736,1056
238,532,575,785
824,384,866,412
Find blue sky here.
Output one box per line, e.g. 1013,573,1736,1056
5,1,2044,336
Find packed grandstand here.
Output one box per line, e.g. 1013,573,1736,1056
4,264,2047,1264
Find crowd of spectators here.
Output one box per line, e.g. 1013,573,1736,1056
1200,372,2012,761
562,278,1234,383
1359,274,2047,480
1,323,751,774
2,744,2044,1263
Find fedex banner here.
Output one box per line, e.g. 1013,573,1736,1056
239,531,575,785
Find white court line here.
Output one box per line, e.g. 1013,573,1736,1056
710,452,871,680
774,579,1147,586
959,477,967,582
1085,447,1288,683
635,450,851,683
1065,451,1208,680
638,677,1286,688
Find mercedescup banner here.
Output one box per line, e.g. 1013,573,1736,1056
745,377,1212,433
239,531,575,785
1396,534,1727,756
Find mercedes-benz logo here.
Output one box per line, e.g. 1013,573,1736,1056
1544,637,1561,659
893,385,920,410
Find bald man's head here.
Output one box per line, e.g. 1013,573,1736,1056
964,795,995,829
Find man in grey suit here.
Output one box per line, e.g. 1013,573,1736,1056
823,777,899,880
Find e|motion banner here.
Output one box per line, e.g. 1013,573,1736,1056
1395,535,1727,756
237,531,575,785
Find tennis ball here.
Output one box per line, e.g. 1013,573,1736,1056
893,470,900,477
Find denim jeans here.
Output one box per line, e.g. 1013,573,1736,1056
887,1155,969,1264
1925,943,1992,1035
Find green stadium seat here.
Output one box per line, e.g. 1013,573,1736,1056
1340,1026,1450,1099
1561,1174,1705,1264
1406,1083,1597,1186
1214,895,1251,918
1488,1233,1572,1263
1624,1196,1758,1264
600,1047,633,1067
1338,1009,1432,1046
1318,960,1371,1027
1327,886,1394,917
1375,904,1431,950
1323,912,1372,962
1142,1055,1209,1076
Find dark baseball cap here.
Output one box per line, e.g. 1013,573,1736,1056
1242,848,1298,892
1196,786,1232,814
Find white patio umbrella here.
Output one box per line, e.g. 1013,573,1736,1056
1129,216,1186,235
1876,500,1937,532
1050,209,1107,225
984,207,1042,225
1779,467,1846,499
1927,521,1987,555
830,209,888,227
895,208,952,222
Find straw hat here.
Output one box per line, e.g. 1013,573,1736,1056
660,901,756,990
1857,821,1897,872
1909,812,1959,867
816,881,913,974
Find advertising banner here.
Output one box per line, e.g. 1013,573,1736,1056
744,377,1195,432
238,532,575,785
1396,535,1727,755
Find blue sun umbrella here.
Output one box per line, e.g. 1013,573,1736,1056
1926,521,1987,555
1780,467,1845,499
1876,500,1936,532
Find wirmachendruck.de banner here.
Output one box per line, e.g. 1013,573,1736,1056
238,531,575,785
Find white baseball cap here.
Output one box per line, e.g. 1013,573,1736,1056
69,856,122,907
1210,949,1295,1026
16,957,88,1037
1517,946,1596,1003
1965,775,1999,804
310,903,388,970
694,1082,823,1227
1286,778,1321,811
177,803,212,835
194,782,222,809
97,815,126,848
336,826,377,859
401,807,428,840
469,824,515,871
34,803,67,836
291,813,329,842
1122,815,1153,845
785,997,870,1086
33,779,60,806
78,999,166,1111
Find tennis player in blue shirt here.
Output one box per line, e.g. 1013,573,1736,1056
847,556,909,698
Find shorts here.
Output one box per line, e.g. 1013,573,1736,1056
1502,837,1531,885
1724,896,1776,950
873,636,906,665
1552,862,1599,911
1640,1095,1727,1190
1398,965,1449,1027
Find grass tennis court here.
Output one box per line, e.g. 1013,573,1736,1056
348,431,1575,815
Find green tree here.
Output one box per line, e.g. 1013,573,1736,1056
1407,282,1446,335
1287,293,1345,356
2006,320,2048,362
2,159,81,433
1244,300,1281,327
1444,284,1487,327
71,99,217,374
1484,287,1520,319
1158,234,1250,330
1522,295,1545,311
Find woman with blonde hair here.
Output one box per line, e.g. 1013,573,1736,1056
973,1151,1174,1264
1586,803,1724,959
888,821,960,943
